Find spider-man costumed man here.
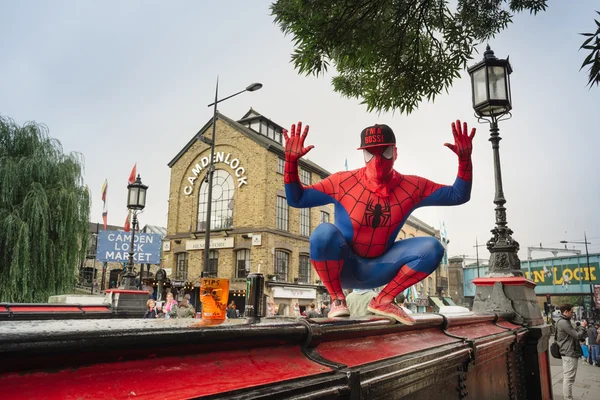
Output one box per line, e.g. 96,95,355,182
283,120,475,325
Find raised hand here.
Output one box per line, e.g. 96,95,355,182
283,121,314,162
444,120,476,161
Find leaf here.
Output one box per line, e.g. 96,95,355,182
580,35,595,49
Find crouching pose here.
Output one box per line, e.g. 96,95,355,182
284,121,475,324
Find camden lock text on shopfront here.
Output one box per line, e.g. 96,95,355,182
523,265,599,285
183,152,248,195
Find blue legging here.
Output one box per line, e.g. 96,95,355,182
310,223,444,289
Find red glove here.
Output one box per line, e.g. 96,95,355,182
283,121,314,184
444,120,476,181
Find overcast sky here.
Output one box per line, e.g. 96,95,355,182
1,1,599,262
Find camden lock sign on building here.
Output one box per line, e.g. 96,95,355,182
183,152,248,195
96,231,162,264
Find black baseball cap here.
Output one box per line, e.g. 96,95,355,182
357,124,396,150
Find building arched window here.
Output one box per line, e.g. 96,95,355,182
197,169,235,231
298,254,310,283
236,249,251,278
176,252,189,280
205,250,219,278
274,250,289,282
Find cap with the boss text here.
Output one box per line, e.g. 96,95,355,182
357,124,396,150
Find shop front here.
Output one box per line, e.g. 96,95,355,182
269,284,318,317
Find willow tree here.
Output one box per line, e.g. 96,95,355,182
0,117,90,303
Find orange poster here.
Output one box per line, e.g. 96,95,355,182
200,278,229,321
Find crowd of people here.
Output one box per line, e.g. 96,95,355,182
143,292,196,319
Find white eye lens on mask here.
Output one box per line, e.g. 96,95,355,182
382,146,394,160
363,149,374,163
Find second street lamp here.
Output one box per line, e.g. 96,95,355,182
201,80,262,277
119,174,148,289
560,234,595,314
468,45,522,276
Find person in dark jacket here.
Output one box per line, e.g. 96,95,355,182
143,299,158,319
556,304,588,400
306,303,321,318
588,321,599,366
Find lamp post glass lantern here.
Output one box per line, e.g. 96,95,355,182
127,175,148,210
201,80,262,277
468,45,521,276
120,174,148,289
467,45,513,118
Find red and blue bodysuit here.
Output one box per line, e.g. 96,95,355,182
283,121,475,323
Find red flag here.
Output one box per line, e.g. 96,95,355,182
128,163,137,185
124,212,131,232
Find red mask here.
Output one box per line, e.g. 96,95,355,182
364,146,396,181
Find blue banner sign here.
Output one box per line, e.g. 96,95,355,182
96,230,162,264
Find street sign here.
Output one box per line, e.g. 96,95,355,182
96,231,162,264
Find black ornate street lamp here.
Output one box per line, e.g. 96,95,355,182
200,80,262,277
119,175,148,289
468,45,521,276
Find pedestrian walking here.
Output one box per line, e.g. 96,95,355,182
226,301,237,319
176,296,196,318
306,303,320,318
321,301,330,318
143,299,158,318
163,292,178,319
588,322,600,366
556,303,588,400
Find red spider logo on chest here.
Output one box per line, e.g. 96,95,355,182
365,198,391,228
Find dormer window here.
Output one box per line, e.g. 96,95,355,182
238,109,284,145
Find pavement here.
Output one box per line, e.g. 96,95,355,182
551,355,600,399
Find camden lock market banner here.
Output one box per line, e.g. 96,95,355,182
96,231,162,264
523,262,600,286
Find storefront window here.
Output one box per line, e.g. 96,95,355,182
300,208,310,236
176,252,189,280
274,250,289,282
205,250,218,278
320,211,329,224
276,196,288,231
298,254,310,283
236,249,250,278
197,169,235,231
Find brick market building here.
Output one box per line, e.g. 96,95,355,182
163,109,448,315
